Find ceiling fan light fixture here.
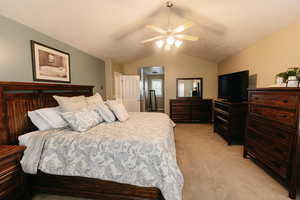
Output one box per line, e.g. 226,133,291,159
166,36,175,45
155,40,164,48
175,40,183,48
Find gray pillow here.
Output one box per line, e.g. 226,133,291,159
94,104,116,123
61,107,103,132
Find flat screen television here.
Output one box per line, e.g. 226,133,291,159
218,70,249,102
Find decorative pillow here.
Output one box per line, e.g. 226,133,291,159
94,104,116,123
61,107,103,132
34,107,68,128
28,111,52,131
109,103,130,122
105,100,118,108
53,95,87,112
86,93,104,106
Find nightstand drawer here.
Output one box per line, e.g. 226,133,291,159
0,167,22,199
0,145,26,200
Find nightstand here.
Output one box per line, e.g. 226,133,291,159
0,145,28,200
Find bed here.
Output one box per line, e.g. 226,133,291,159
0,81,183,200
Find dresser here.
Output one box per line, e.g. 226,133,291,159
245,88,300,199
0,145,28,200
170,99,212,123
214,100,248,145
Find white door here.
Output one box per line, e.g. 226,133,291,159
114,72,123,104
122,75,140,112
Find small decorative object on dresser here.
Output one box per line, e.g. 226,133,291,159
31,40,71,83
213,100,248,145
0,145,28,200
245,87,300,199
287,75,299,87
277,67,300,87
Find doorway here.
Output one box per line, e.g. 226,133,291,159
139,66,165,112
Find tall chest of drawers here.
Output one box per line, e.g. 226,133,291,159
245,88,300,198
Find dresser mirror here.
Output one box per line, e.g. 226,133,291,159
176,78,203,99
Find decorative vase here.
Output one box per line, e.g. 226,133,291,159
287,76,299,87
276,77,284,85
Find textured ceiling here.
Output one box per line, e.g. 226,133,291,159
1,0,300,64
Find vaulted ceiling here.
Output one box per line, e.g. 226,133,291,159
1,0,300,63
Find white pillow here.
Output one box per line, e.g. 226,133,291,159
109,103,130,122
61,106,103,132
105,100,118,107
94,104,116,123
28,111,52,131
28,107,68,130
86,93,104,106
53,95,87,112
34,107,68,128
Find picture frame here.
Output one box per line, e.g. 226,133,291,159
31,40,71,83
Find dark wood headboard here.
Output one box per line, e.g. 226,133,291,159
0,81,94,145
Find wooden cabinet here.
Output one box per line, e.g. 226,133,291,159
213,100,248,145
0,145,28,200
170,99,212,123
245,88,300,199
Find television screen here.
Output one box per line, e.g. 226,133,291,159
218,70,249,101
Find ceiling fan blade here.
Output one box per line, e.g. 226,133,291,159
173,22,195,33
141,35,165,44
146,25,167,34
175,34,199,41
112,4,163,40
172,6,226,35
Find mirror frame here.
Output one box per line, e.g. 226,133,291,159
176,77,203,99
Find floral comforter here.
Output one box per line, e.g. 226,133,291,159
19,112,183,200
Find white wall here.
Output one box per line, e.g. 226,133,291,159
124,53,218,114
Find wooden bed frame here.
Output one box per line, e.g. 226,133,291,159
0,81,164,200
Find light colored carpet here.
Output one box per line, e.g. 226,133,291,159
33,124,299,200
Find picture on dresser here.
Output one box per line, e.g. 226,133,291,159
31,40,71,83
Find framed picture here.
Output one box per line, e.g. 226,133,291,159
31,40,71,83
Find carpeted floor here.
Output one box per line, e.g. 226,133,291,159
33,124,299,200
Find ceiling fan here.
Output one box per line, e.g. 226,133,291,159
141,1,199,50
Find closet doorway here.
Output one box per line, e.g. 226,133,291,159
139,66,165,112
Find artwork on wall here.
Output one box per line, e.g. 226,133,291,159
31,40,71,83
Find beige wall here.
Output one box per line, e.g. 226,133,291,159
218,20,300,88
124,53,218,114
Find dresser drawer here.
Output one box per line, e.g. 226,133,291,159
249,105,296,127
171,114,190,120
171,106,190,113
246,139,288,178
247,117,292,145
170,101,191,106
249,93,297,109
246,128,291,162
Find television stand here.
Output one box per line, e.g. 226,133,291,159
213,100,247,145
